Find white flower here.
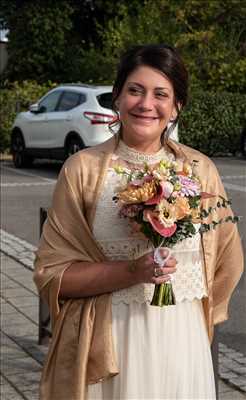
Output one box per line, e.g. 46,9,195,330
152,171,163,180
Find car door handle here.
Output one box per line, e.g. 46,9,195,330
66,115,72,121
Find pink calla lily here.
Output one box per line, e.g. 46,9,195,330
145,193,162,205
145,181,173,205
145,210,177,237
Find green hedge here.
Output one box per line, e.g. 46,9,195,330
179,91,246,156
0,81,245,156
0,80,56,152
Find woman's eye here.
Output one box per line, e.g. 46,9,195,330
128,87,142,95
156,92,168,98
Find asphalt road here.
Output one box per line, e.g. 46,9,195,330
1,156,246,355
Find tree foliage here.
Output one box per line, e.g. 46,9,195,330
1,0,77,82
0,0,139,83
179,90,246,155
1,0,246,91
95,0,246,92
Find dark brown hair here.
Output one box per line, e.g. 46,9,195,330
112,44,189,138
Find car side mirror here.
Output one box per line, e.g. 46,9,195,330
29,103,40,113
29,103,46,113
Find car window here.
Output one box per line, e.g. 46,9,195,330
39,91,62,112
57,91,85,111
96,92,113,110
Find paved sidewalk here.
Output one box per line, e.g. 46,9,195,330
1,252,246,399
1,253,46,400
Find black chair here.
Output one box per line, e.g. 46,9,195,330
212,326,219,398
38,207,52,345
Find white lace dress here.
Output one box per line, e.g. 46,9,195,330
87,142,216,400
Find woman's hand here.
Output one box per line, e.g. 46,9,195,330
132,248,177,284
59,248,177,299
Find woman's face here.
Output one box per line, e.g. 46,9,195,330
117,65,177,150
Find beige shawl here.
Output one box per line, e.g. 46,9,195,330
33,135,243,400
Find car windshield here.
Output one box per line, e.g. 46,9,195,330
96,92,113,110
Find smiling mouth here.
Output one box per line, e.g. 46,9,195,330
130,113,159,121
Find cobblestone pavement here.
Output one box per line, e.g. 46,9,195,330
1,229,246,399
1,253,46,400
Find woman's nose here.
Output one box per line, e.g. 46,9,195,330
137,93,153,110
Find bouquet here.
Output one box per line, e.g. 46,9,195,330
113,158,239,307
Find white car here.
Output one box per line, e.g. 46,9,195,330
11,83,179,168
11,84,115,168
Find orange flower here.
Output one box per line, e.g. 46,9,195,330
118,180,157,204
175,197,191,220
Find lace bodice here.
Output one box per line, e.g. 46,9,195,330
93,142,208,305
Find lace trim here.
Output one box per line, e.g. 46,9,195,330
172,260,208,303
111,286,207,305
112,284,155,305
97,238,202,260
111,259,208,305
115,140,175,164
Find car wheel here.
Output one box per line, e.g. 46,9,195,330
66,137,84,158
12,133,33,168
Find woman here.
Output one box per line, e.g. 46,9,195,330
34,44,243,400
